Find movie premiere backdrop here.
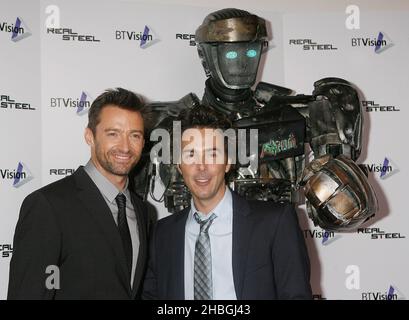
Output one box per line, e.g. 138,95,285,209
1,0,408,300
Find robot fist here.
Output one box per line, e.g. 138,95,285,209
301,154,378,231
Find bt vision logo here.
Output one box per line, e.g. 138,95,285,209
351,31,393,54
367,157,399,180
115,25,160,49
0,17,32,42
0,162,34,188
303,228,342,246
362,285,405,300
50,91,92,116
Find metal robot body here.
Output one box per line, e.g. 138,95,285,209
132,8,377,231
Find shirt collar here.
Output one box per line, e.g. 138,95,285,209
188,187,233,235
84,159,130,204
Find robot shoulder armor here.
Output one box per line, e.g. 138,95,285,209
254,81,293,104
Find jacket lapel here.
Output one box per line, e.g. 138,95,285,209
232,192,254,300
73,166,131,295
130,195,147,299
170,209,189,300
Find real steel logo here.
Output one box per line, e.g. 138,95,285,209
49,91,92,116
0,17,32,42
176,34,270,52
46,27,100,42
362,100,400,112
115,25,159,49
0,162,34,188
288,39,337,50
0,94,35,111
49,168,75,176
357,227,405,240
0,244,13,258
175,33,196,46
351,31,393,54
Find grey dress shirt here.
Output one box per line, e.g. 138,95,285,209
84,160,139,287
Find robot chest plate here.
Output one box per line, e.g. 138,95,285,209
233,105,306,161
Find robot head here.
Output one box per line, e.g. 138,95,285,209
195,8,267,89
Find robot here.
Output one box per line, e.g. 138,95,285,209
131,8,378,232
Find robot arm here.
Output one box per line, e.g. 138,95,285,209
130,93,199,207
301,154,377,231
300,78,378,231
307,77,362,160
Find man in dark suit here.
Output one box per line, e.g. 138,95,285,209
8,88,150,299
143,105,312,300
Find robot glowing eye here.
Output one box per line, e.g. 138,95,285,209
225,51,238,59
246,49,257,58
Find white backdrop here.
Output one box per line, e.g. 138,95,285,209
1,0,407,300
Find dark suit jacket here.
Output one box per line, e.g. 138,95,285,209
8,166,150,300
143,192,312,300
